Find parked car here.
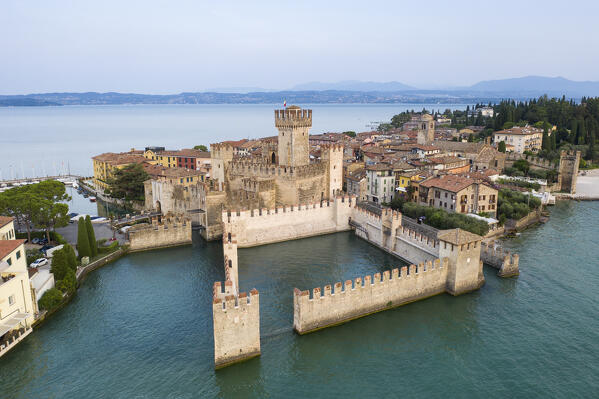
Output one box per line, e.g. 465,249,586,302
31,238,40,244
39,238,48,245
40,245,54,255
30,258,48,268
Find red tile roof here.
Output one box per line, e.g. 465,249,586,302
0,216,14,229
0,239,26,260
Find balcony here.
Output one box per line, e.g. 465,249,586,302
0,313,32,358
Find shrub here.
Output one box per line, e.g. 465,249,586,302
396,202,489,236
38,288,64,311
56,269,77,295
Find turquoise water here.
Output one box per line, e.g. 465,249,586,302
0,103,469,178
0,201,598,398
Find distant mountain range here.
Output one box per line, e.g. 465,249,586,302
2,76,599,106
290,80,415,92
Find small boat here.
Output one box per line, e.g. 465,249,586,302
89,196,97,202
83,193,89,198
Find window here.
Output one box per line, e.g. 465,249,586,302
8,295,15,306
180,178,184,183
6,257,11,266
444,193,448,198
16,250,21,260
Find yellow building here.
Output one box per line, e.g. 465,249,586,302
0,217,37,358
143,164,207,187
92,150,150,189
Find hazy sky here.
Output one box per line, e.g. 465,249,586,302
2,0,598,94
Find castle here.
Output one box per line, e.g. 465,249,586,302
211,199,488,367
144,106,343,241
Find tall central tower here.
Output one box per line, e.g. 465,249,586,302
275,106,312,167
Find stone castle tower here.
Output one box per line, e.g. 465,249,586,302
558,150,581,194
416,114,435,145
275,106,312,167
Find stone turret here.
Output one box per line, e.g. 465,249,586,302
558,150,581,194
416,114,435,145
275,106,312,167
437,228,484,295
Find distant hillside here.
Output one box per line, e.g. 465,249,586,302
0,97,61,106
468,76,599,96
290,80,415,92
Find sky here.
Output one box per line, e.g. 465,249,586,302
1,0,598,94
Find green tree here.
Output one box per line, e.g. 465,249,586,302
498,141,506,153
342,131,356,138
513,159,530,175
50,249,70,281
56,269,77,295
63,244,78,270
0,186,42,242
106,163,149,202
193,145,208,152
85,215,98,257
76,218,91,260
38,288,64,311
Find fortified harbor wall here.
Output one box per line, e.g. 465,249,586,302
212,231,260,369
223,195,355,247
128,215,192,252
480,241,519,277
212,286,260,369
293,259,449,334
351,207,439,265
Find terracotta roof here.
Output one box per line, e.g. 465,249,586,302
366,163,393,171
493,126,543,136
92,152,147,165
0,216,14,229
429,156,466,165
419,175,475,193
437,229,482,245
0,239,26,260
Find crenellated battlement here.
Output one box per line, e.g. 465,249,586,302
228,159,326,179
274,107,312,128
480,242,519,277
293,258,449,334
212,285,260,368
222,194,356,247
396,225,440,251
321,143,344,153
128,214,192,251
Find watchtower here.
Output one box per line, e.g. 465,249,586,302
416,114,435,145
275,106,312,167
558,150,581,194
438,228,484,295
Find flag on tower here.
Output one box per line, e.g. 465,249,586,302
283,100,287,108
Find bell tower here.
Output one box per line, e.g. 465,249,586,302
275,106,312,167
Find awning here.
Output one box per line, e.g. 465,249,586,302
0,313,30,337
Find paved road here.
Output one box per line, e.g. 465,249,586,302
56,222,127,246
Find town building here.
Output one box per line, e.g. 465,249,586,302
346,169,367,202
493,126,543,154
0,217,37,358
92,150,149,189
366,164,395,203
433,141,505,171
478,107,494,118
418,175,498,217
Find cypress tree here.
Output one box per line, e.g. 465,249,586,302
578,119,587,145
76,218,91,260
85,215,98,257
542,126,549,151
64,244,78,270
570,119,578,144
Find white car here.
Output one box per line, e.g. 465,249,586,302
30,258,48,268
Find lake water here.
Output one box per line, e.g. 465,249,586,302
0,201,597,398
0,104,469,179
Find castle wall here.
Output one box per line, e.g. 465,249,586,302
350,207,439,265
212,289,260,368
224,196,355,248
480,242,519,277
128,218,192,251
293,259,448,334
558,150,581,194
